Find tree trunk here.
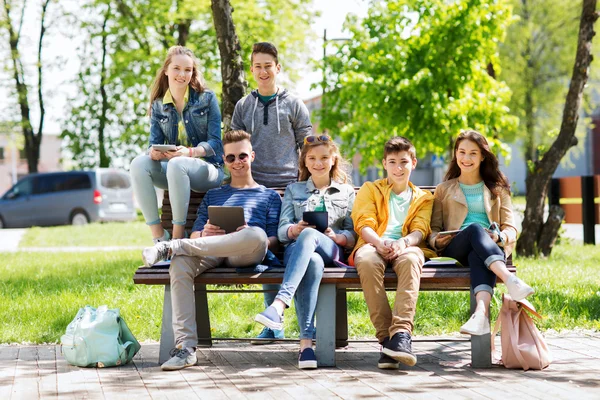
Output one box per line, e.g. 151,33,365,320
3,0,41,173
538,205,565,257
98,9,110,168
211,0,247,132
177,19,191,46
517,0,598,257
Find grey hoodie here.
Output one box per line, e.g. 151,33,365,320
231,88,312,187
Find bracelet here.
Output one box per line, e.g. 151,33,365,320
188,147,193,158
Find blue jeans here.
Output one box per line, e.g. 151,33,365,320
276,228,342,339
130,154,223,226
441,224,505,295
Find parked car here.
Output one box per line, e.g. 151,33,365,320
0,169,137,228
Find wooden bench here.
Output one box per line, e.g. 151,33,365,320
133,187,515,368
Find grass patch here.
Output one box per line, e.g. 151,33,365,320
19,221,150,248
1,243,598,344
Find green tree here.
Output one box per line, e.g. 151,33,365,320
61,0,316,168
1,0,52,172
499,0,581,170
319,0,518,167
517,0,598,257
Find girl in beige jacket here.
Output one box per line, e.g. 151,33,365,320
428,130,534,336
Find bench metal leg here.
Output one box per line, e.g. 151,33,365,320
470,289,492,368
336,288,348,348
315,283,336,367
159,284,175,365
195,284,212,347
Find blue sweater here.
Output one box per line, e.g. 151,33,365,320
192,185,282,237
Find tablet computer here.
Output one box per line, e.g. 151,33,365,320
438,230,461,237
208,206,245,234
303,211,328,233
152,144,177,152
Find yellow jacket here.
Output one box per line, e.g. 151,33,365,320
349,179,435,265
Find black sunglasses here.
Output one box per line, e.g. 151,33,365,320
304,135,331,145
225,152,250,164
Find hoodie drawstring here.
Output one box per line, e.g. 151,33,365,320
275,94,281,134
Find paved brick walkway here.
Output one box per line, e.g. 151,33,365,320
1,333,599,399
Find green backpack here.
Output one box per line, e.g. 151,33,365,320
61,305,141,368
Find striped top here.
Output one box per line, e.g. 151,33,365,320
459,181,490,230
192,185,282,236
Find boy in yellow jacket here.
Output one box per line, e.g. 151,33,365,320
350,136,434,369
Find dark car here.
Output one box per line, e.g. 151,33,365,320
0,169,136,228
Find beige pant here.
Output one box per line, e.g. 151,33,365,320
354,244,424,342
169,226,268,349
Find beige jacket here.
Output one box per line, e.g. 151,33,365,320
428,178,518,257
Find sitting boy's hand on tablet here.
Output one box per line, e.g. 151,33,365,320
202,219,226,237
235,224,249,232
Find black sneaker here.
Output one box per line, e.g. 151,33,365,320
298,347,318,369
378,337,400,369
382,332,417,366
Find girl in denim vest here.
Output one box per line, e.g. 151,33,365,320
130,46,224,242
254,135,356,369
428,130,534,336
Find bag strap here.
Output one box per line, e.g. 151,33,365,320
508,309,530,370
122,341,136,363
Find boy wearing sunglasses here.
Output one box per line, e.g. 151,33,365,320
231,42,313,344
141,130,282,371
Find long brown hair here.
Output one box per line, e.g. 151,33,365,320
444,130,510,197
148,46,205,115
299,138,351,184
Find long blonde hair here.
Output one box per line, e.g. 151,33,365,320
299,139,351,184
148,46,205,115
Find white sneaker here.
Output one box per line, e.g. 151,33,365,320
161,347,197,371
460,311,490,336
141,241,171,268
505,274,534,301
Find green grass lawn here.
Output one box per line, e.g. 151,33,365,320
19,221,150,248
1,243,598,344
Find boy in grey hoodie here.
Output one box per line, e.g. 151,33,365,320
231,42,312,187
232,42,313,344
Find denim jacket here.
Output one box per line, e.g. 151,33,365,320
278,178,356,249
149,88,223,166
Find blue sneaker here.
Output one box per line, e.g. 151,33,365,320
255,306,284,331
298,348,318,369
250,326,285,345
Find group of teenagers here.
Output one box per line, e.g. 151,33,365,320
131,42,535,372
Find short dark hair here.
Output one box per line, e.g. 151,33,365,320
384,137,416,160
223,130,251,146
251,42,278,64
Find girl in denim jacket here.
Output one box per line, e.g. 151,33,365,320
428,130,534,336
254,135,356,369
130,46,224,242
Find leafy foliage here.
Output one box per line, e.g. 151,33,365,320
319,0,518,168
